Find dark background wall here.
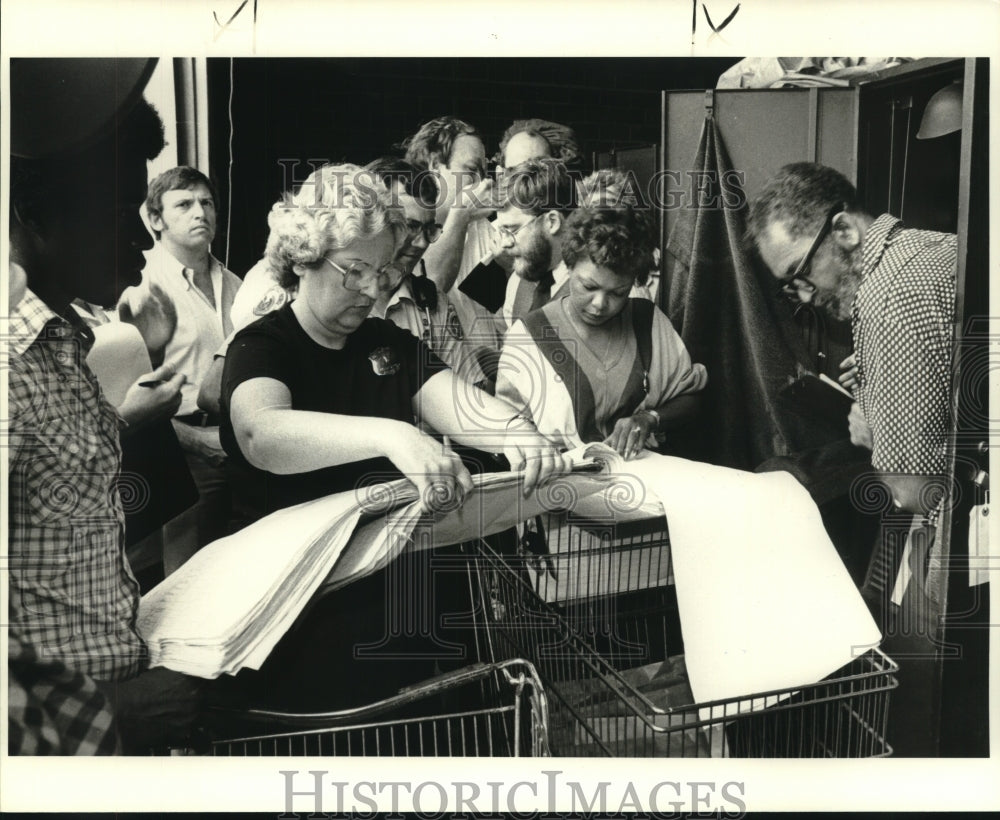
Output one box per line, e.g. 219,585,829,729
206,57,740,276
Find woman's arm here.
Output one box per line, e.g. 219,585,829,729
230,376,473,510
604,392,703,461
414,370,571,495
197,355,225,416
651,391,702,431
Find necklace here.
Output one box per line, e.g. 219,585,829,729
561,300,619,366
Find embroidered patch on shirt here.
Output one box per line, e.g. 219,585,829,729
368,346,401,376
446,307,465,340
253,287,290,317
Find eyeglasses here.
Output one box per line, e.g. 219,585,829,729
405,219,443,244
775,203,844,303
322,257,405,292
496,214,539,245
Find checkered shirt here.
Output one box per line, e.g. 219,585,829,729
7,289,146,680
852,214,957,476
8,630,119,755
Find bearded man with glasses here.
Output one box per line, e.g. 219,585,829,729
748,162,958,520
494,157,579,330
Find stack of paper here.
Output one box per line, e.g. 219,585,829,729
139,490,376,677
139,448,615,679
320,456,623,594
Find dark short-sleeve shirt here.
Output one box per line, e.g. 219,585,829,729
220,304,447,516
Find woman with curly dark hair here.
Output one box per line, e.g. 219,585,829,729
496,184,707,461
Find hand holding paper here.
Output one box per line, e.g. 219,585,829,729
838,353,859,390
502,425,575,497
848,401,874,450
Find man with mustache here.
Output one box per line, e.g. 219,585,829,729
748,161,957,518
453,119,584,323
494,157,578,330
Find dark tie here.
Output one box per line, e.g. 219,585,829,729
529,270,555,313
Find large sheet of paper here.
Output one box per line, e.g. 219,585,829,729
621,453,881,713
86,321,150,406
322,469,618,592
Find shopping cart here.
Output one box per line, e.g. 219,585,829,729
464,523,899,758
510,511,679,671
179,659,550,756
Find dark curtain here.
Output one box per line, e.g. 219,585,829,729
664,115,850,471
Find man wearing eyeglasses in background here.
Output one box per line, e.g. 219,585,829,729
494,157,579,330
454,118,585,325
401,116,494,296
400,116,509,362
748,162,957,519
364,157,491,388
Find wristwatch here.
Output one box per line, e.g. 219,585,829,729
642,408,666,442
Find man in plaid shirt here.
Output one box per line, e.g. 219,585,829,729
748,162,956,519
8,59,202,754
8,629,119,755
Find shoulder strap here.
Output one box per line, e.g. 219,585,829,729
631,298,655,395
411,261,439,311
605,300,655,431
521,308,598,441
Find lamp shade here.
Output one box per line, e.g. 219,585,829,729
10,58,157,158
916,80,963,140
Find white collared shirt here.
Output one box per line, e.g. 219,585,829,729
118,242,242,414
373,276,487,385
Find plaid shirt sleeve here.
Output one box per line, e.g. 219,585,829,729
854,219,957,476
8,294,146,680
8,631,119,755
863,314,953,476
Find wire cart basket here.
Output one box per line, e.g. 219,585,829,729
182,658,549,757
516,512,679,669
464,513,899,758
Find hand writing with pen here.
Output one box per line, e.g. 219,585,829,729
604,411,658,461
118,364,186,435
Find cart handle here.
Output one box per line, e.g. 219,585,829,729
209,659,543,728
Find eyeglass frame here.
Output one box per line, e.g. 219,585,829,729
404,218,443,244
775,202,846,302
496,213,540,245
321,256,405,292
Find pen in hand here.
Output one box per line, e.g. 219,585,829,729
138,373,186,388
